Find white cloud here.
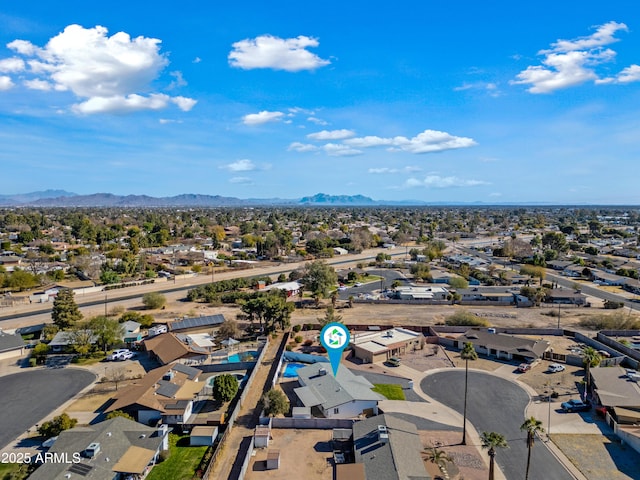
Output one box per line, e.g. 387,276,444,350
0,76,14,90
404,175,489,188
369,166,422,174
323,143,362,156
192,57,201,63
307,129,355,140
229,177,253,185
168,70,187,89
2,24,196,114
242,110,284,125
24,79,53,90
288,142,318,152
346,129,477,153
221,159,256,172
307,116,328,125
228,35,330,72
512,21,640,93
0,57,25,72
72,93,195,114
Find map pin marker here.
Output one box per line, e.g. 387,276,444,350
320,322,350,377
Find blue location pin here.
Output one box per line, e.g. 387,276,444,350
320,322,350,377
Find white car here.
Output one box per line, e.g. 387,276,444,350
107,349,131,361
118,351,135,361
548,363,566,373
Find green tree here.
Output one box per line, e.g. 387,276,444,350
4,268,40,291
105,410,134,421
119,311,155,329
31,343,49,364
461,342,478,445
301,260,338,299
481,431,508,480
142,292,166,310
89,316,124,353
582,346,602,398
262,388,289,416
240,291,294,333
212,374,239,402
520,416,544,480
68,327,94,357
448,276,469,289
38,413,78,439
52,289,83,329
100,269,121,285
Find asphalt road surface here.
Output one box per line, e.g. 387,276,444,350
421,370,573,480
0,368,95,450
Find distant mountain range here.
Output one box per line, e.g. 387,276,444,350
0,191,429,207
0,190,573,207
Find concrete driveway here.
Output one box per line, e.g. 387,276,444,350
0,368,95,450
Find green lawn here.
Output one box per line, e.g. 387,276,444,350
146,434,208,480
0,462,30,480
372,384,406,400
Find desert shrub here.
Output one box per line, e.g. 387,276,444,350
285,345,292,351
294,335,303,344
445,310,490,327
292,325,302,333
579,311,640,330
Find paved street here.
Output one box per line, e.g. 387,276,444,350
0,368,95,450
421,370,574,480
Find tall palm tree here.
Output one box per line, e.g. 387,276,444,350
520,416,544,480
461,341,478,445
424,447,453,478
582,346,602,400
480,431,508,480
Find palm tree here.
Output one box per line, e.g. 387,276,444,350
582,346,602,400
424,447,453,478
461,341,478,445
480,431,508,480
520,416,544,480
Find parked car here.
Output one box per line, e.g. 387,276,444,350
107,349,131,361
518,359,540,372
386,357,401,367
548,363,566,373
118,351,136,361
561,399,590,412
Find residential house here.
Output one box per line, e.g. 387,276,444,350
0,330,25,361
294,363,383,419
169,314,225,333
544,288,587,306
105,362,204,426
28,417,169,480
263,281,302,297
591,269,627,286
351,328,423,364
455,329,550,362
393,286,449,301
48,330,98,353
352,414,430,480
143,332,210,365
561,264,585,278
122,320,142,347
456,287,516,305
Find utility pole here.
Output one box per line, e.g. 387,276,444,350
104,293,108,317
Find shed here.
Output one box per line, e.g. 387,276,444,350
291,407,311,419
266,450,280,470
190,426,218,446
254,426,271,448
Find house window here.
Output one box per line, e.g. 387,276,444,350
333,408,339,414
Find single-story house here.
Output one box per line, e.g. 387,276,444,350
456,287,516,304
544,288,587,306
351,328,423,364
48,330,98,353
122,320,142,346
591,270,627,286
169,314,225,333
590,366,640,421
105,362,204,426
562,265,585,278
294,363,383,419
0,330,26,360
623,279,640,295
143,332,210,365
28,417,169,480
263,281,302,297
352,414,430,480
455,329,550,362
393,286,449,301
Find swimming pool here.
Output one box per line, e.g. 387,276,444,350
222,350,258,363
283,363,306,378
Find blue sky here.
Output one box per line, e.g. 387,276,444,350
1,1,639,204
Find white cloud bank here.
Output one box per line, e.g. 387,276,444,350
1,24,196,114
221,159,256,172
345,129,477,153
243,110,285,125
405,175,489,188
513,21,640,93
307,129,355,140
228,35,330,72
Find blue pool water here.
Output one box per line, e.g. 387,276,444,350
283,363,306,378
222,350,258,363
